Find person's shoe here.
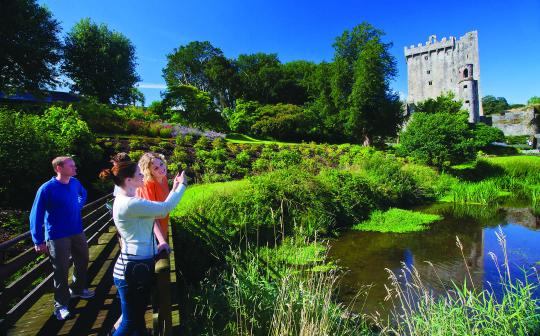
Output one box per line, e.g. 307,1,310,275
69,288,95,299
54,306,71,320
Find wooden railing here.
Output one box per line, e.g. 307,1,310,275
0,193,175,335
0,193,114,331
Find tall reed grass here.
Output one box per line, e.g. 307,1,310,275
449,179,503,204
375,229,540,335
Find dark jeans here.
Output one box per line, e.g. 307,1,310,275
46,232,89,308
113,276,151,336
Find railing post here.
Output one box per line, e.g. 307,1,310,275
153,256,172,336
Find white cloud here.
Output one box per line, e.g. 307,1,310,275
137,83,167,89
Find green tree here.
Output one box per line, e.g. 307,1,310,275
163,41,237,109
0,0,62,94
62,18,140,103
399,111,474,168
236,53,283,104
128,87,145,106
305,62,342,141
527,96,540,105
163,85,223,128
223,99,261,133
250,104,312,140
275,60,317,105
482,95,509,115
415,92,465,114
471,123,505,148
331,22,387,110
341,30,402,145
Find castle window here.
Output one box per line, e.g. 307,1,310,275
424,55,428,60
428,81,432,85
463,85,468,89
465,100,470,104
427,70,431,74
463,68,469,78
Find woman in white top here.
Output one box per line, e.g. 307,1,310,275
100,160,186,335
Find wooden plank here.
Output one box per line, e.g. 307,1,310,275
0,272,53,332
5,226,120,335
0,248,40,282
0,257,51,315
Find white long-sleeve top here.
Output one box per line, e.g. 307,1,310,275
112,185,186,279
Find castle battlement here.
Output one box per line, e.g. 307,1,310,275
404,35,456,57
404,31,482,123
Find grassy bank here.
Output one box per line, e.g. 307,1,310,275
170,152,540,334
445,156,540,205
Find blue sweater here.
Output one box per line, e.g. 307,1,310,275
29,177,87,245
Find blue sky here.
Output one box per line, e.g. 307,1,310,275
40,0,540,105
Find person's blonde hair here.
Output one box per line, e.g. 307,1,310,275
138,152,167,182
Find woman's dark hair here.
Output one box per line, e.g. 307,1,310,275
99,161,138,187
111,152,131,165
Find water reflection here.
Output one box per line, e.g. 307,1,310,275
328,202,540,315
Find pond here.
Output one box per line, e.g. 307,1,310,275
328,201,540,316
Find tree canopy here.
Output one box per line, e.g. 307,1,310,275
482,95,509,115
161,22,404,144
528,96,540,105
414,92,465,114
163,41,237,109
62,18,140,104
0,0,62,94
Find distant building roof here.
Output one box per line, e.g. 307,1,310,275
0,90,80,103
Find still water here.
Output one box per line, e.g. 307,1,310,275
328,202,540,315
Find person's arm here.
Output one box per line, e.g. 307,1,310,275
153,222,170,253
127,172,187,218
78,180,87,208
127,184,186,218
29,185,48,253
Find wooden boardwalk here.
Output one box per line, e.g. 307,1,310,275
5,221,180,335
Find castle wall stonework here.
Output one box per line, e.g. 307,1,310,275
405,31,482,122
489,108,537,136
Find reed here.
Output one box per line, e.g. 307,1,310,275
449,179,503,204
375,228,540,335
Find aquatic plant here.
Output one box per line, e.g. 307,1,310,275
182,243,373,336
352,208,443,233
375,229,540,335
447,179,506,204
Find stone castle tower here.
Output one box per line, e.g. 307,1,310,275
404,31,483,122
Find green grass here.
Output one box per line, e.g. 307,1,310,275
352,208,442,233
440,180,511,204
258,239,329,268
225,133,299,145
482,155,540,174
172,179,248,216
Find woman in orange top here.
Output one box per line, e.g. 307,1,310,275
137,152,171,239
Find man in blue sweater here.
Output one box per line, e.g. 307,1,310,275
30,156,95,320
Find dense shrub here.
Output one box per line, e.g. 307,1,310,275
0,109,53,206
159,126,173,138
399,111,475,168
471,123,505,148
0,106,102,206
73,98,128,133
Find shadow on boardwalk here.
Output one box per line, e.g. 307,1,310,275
8,228,123,336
